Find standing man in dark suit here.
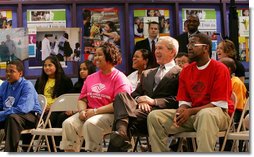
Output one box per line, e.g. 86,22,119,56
134,21,160,68
107,36,181,152
176,14,201,53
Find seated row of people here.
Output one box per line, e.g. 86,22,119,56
0,57,97,151
0,33,248,152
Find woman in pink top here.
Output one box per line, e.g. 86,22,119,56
60,42,132,152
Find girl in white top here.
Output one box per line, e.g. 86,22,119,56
128,49,150,91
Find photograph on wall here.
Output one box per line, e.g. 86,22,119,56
28,27,81,67
133,8,170,43
27,9,66,58
26,9,67,68
83,8,120,61
182,8,217,59
27,9,66,28
0,10,12,29
0,28,28,62
238,8,249,62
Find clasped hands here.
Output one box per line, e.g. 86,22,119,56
79,109,96,121
136,95,155,113
173,108,190,127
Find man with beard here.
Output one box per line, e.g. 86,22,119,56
147,33,233,152
176,14,201,53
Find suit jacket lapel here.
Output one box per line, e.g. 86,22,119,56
153,65,181,92
146,38,151,52
149,68,158,92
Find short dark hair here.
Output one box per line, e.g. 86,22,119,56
138,49,150,61
63,33,69,39
83,10,91,20
219,57,236,74
105,21,117,32
7,59,24,72
97,42,122,65
75,42,80,48
192,33,212,55
176,52,188,59
148,21,159,28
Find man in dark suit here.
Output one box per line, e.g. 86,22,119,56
134,21,160,68
176,14,201,53
107,36,181,152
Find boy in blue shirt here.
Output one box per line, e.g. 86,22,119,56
0,60,42,152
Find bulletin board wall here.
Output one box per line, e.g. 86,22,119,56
0,0,249,80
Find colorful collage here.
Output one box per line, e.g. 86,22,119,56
83,8,120,61
133,9,170,44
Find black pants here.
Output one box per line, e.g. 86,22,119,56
0,113,39,152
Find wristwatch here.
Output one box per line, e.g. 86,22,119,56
93,108,97,114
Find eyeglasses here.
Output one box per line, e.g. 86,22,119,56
186,43,207,48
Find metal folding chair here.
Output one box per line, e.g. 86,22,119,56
28,93,79,152
221,97,250,152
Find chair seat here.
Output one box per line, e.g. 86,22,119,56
174,131,226,138
31,128,62,136
226,131,249,140
21,129,33,134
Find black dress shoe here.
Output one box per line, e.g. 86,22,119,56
109,131,132,151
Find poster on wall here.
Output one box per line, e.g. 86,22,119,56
0,28,28,63
0,10,12,29
182,8,217,59
27,9,66,59
27,9,66,28
29,27,81,67
26,9,67,67
238,8,249,62
83,8,120,61
133,8,170,43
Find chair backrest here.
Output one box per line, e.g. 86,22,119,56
42,93,79,128
229,92,238,122
224,92,238,133
49,93,79,112
231,92,238,110
37,94,48,128
237,97,249,132
38,94,47,111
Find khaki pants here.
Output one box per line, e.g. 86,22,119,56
147,107,230,152
60,113,114,152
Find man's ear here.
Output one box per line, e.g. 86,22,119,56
20,71,23,77
203,45,209,52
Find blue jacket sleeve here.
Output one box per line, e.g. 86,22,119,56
0,85,3,111
0,82,36,122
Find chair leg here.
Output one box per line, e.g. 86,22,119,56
50,135,57,152
191,138,197,151
27,135,36,152
133,136,140,152
177,138,184,152
45,136,51,152
146,137,151,152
